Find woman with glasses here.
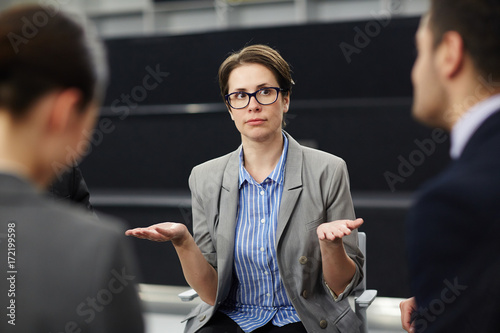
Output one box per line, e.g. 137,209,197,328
127,44,364,333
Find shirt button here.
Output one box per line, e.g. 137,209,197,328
266,293,271,297
199,315,206,322
260,247,265,252
260,191,265,195
264,271,269,275
319,319,328,329
299,256,308,265
261,218,265,223
302,290,308,299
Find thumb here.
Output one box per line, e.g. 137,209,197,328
347,218,364,230
153,225,173,237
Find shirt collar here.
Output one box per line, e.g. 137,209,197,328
239,132,289,188
450,94,500,159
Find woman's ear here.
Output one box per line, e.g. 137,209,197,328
283,93,290,114
46,88,83,134
226,103,234,121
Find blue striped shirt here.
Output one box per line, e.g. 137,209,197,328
220,134,300,332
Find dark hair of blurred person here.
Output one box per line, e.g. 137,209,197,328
428,0,500,80
0,5,107,118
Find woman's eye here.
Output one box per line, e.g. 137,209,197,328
235,92,247,99
259,89,272,96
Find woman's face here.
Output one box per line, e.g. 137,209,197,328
226,63,289,144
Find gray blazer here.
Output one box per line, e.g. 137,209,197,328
0,173,144,333
184,132,364,333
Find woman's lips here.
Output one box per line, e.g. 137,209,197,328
246,118,265,125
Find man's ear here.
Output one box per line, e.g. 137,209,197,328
46,88,83,134
436,31,465,80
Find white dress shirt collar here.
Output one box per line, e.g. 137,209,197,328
450,94,500,159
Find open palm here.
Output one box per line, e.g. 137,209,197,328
125,222,188,243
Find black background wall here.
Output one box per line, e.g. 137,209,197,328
80,16,451,298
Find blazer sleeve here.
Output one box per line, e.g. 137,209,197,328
188,167,218,269
324,159,364,300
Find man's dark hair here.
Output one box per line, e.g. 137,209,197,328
0,4,107,118
429,0,500,80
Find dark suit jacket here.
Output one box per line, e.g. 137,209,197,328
184,133,364,333
0,173,144,333
47,165,94,212
406,110,500,332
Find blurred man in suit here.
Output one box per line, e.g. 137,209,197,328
400,1,500,332
0,5,144,332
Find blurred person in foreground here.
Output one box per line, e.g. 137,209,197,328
0,4,144,332
400,1,500,332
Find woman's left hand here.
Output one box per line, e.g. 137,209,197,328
317,218,364,243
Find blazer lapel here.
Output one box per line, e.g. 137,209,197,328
216,148,241,298
276,133,303,244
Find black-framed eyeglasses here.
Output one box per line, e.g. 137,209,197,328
225,87,286,109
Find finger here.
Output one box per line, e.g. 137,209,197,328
402,318,412,331
346,218,364,230
127,233,151,240
403,322,415,333
127,226,154,234
331,230,347,241
325,231,336,241
154,225,176,238
125,230,147,238
339,225,352,235
320,230,337,242
136,229,166,240
333,229,343,239
400,300,415,332
125,228,143,236
317,229,326,240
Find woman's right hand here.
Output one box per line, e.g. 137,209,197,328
125,222,189,246
127,222,218,305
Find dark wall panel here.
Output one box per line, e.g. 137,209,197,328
102,18,419,105
80,104,450,192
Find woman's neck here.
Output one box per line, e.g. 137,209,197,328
241,131,284,183
0,113,48,190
